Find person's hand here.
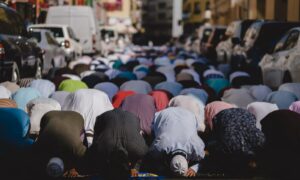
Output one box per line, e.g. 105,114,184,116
131,168,139,177
185,168,196,177
63,168,79,178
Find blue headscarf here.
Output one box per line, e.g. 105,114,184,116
265,91,298,109
0,108,33,155
180,88,209,104
154,81,183,96
12,87,41,111
29,79,56,98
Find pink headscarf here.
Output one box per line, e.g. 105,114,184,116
205,101,236,130
289,101,300,114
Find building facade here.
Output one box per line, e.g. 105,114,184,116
211,0,300,25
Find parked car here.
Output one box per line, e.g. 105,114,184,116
0,3,43,83
200,26,226,63
216,20,256,63
232,21,300,66
28,29,67,74
46,6,101,55
28,24,83,61
260,27,300,89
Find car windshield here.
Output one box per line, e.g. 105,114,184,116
29,27,64,38
28,31,41,42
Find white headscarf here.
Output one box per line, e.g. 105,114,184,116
169,95,205,132
0,86,11,99
62,89,113,145
27,98,61,134
170,155,188,176
29,79,56,98
247,102,278,130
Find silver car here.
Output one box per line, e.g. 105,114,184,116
28,29,66,74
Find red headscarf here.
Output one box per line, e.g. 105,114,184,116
112,90,136,108
149,90,170,112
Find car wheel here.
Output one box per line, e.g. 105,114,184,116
11,62,20,83
35,58,43,79
283,71,292,83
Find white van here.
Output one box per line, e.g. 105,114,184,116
46,6,100,55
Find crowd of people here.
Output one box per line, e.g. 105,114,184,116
1,43,300,179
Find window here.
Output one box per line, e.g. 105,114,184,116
30,27,64,38
67,27,77,40
158,13,166,20
194,2,201,14
282,31,299,50
28,32,41,42
45,32,59,45
158,2,166,9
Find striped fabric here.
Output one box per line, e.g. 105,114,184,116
0,99,17,108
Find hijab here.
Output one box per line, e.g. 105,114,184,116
120,80,152,94
0,81,19,94
121,94,156,135
279,83,300,99
94,82,119,101
289,101,300,114
154,81,183,96
62,89,113,145
0,108,33,154
151,107,205,162
205,101,236,130
50,91,70,106
265,91,298,109
180,88,208,105
221,88,256,109
0,86,11,99
58,80,88,93
12,87,41,111
213,108,265,155
149,90,170,112
27,98,61,135
112,90,136,108
29,79,56,98
169,95,205,132
81,73,109,88
204,78,230,95
247,102,279,130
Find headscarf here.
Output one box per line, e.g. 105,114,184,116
178,80,200,89
247,102,279,130
68,56,92,69
265,91,298,109
180,69,201,83
154,56,171,66
94,82,119,101
116,71,137,80
121,94,156,135
81,73,109,88
51,76,69,89
58,80,88,93
26,98,61,135
89,109,148,178
0,108,33,154
248,85,272,101
29,79,56,98
0,99,17,108
0,81,19,94
213,108,265,155
120,80,152,94
61,74,81,81
12,87,41,111
289,101,300,114
279,83,300,99
154,81,183,96
0,86,11,99
80,70,96,79
149,90,170,112
151,107,205,161
73,64,90,76
142,74,166,88
205,78,230,95
180,88,208,105
176,73,194,82
37,111,86,160
205,101,236,130
62,89,113,145
169,95,205,132
221,88,256,108
50,91,70,106
105,69,122,80
170,155,188,176
203,69,224,79
229,71,250,82
156,66,176,82
112,90,136,108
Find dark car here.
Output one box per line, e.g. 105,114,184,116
0,3,43,83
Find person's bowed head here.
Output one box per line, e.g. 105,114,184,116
170,155,197,177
